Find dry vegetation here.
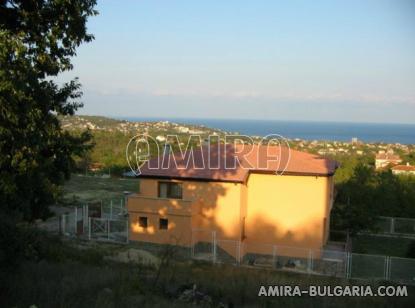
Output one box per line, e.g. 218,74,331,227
2,233,414,308
61,174,139,206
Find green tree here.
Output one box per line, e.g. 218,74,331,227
0,0,97,222
332,163,379,235
332,161,415,235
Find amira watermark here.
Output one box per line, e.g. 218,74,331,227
257,285,408,297
125,134,291,176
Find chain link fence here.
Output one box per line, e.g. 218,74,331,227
241,242,274,268
216,239,240,265
88,217,128,243
348,253,387,280
313,249,347,277
190,229,415,285
60,212,76,235
389,257,415,283
191,229,216,262
60,198,128,244
101,198,126,219
375,216,415,236
61,217,415,284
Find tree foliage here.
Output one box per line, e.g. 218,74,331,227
0,0,97,221
332,162,415,234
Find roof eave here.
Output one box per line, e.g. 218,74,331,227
137,174,245,184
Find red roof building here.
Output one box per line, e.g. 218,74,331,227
138,144,338,183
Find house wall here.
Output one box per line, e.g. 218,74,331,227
127,174,334,258
244,173,333,255
127,178,244,247
392,169,415,175
127,191,193,246
375,159,402,169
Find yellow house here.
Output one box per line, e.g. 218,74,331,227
127,144,337,259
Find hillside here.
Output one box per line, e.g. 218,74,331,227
60,115,226,135
61,115,229,173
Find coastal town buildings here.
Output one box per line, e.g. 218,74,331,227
391,163,415,175
375,151,402,169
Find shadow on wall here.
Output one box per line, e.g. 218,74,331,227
129,145,336,258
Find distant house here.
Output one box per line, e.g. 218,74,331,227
391,163,415,175
156,135,166,142
127,144,338,259
375,152,402,169
88,162,104,172
177,126,190,133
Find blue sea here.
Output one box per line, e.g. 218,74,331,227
121,117,415,144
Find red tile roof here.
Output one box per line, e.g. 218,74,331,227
391,165,415,172
375,153,401,161
137,144,338,183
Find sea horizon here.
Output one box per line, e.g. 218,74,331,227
113,116,415,145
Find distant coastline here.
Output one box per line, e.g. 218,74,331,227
118,117,415,145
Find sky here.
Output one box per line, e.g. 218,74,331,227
62,0,415,124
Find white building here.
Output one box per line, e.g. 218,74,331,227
375,152,402,169
391,163,415,175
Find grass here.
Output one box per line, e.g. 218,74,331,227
4,258,415,307
0,227,415,308
1,261,190,308
2,231,415,308
2,236,415,308
352,234,415,258
62,174,139,205
26,175,412,306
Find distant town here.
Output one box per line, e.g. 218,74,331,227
61,115,415,176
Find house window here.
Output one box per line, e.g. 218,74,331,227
138,216,148,228
159,218,168,230
158,182,182,199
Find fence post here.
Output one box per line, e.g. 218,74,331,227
87,204,90,232
384,256,391,280
126,216,129,244
107,219,110,240
190,230,195,258
242,242,245,264
212,231,217,264
61,214,66,235
272,245,277,268
74,207,78,235
308,250,313,272
237,241,241,265
391,218,395,234
81,206,84,234
59,215,62,235
345,253,349,278
88,217,91,240
346,252,352,279
388,257,392,280
82,204,88,233
110,200,113,219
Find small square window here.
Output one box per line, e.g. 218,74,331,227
159,218,168,230
138,216,148,228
